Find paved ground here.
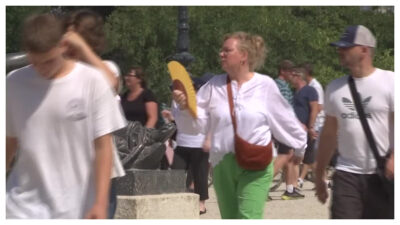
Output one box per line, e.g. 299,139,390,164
200,179,331,219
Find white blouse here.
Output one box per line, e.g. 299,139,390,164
173,73,307,167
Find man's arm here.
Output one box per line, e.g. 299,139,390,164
385,111,394,179
84,134,113,219
6,137,18,174
315,115,338,204
308,100,319,139
63,31,119,92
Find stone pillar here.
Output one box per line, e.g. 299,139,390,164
114,169,199,219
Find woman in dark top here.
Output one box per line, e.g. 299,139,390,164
120,66,158,128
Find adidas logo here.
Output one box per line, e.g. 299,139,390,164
341,97,372,119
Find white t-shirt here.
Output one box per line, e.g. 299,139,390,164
103,60,125,178
6,62,127,218
309,78,325,131
172,101,206,148
103,60,122,97
324,68,394,174
174,73,307,167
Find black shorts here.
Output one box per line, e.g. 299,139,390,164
331,170,394,219
302,138,316,164
276,141,292,154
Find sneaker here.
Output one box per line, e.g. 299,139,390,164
281,189,305,200
297,178,304,189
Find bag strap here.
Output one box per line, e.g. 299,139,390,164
348,75,385,169
226,76,237,134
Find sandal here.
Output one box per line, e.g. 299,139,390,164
200,209,207,215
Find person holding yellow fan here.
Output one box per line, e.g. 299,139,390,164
170,31,307,219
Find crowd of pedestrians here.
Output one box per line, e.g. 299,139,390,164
5,9,394,220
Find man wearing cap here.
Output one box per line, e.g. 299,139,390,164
314,25,394,219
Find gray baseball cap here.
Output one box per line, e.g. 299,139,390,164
330,25,376,48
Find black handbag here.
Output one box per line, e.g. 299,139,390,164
348,76,394,201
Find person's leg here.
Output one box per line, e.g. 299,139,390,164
237,163,273,219
190,148,210,213
282,159,304,199
299,163,310,181
292,164,300,188
273,154,288,177
285,161,294,191
186,166,194,191
331,170,363,219
273,143,293,177
171,146,189,170
107,178,117,219
300,138,316,182
171,146,192,190
213,153,240,219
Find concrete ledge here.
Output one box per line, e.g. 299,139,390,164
115,169,186,195
114,193,200,219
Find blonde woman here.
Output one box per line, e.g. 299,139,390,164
173,32,307,219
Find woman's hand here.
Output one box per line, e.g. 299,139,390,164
172,90,188,110
202,135,211,153
161,109,174,123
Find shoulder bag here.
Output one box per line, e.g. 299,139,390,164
348,75,394,200
226,76,273,171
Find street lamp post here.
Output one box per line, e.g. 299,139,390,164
167,6,195,68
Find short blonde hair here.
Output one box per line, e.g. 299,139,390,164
223,31,267,71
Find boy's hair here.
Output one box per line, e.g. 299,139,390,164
22,13,64,53
64,9,105,54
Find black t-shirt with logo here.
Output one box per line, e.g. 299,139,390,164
120,89,157,126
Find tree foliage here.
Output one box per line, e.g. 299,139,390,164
6,6,51,53
6,6,394,105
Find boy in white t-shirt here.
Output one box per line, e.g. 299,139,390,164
314,25,394,219
6,13,126,219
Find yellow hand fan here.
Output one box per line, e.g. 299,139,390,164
167,61,197,119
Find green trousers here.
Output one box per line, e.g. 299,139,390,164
213,153,273,219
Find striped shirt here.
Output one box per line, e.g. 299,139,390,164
275,78,293,106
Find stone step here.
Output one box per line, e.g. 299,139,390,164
114,193,199,219
115,169,186,196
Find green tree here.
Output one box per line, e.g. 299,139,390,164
6,6,393,104
6,6,51,53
